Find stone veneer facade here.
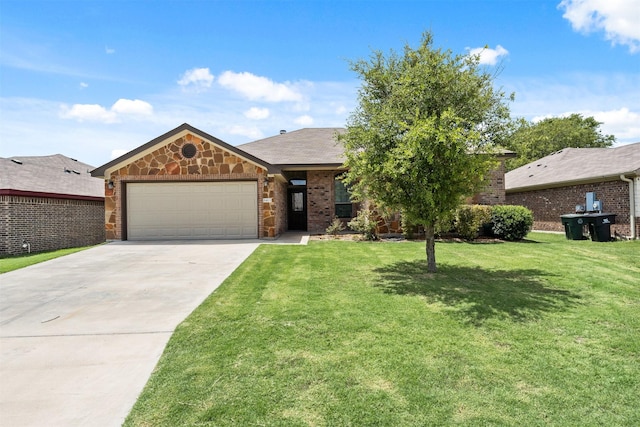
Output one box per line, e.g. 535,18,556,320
104,132,284,240
506,179,637,238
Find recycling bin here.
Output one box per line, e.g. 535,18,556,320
560,214,587,240
586,213,616,242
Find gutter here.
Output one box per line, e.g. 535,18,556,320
619,174,636,239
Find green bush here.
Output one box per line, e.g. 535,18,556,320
435,210,456,237
325,217,345,237
490,205,533,241
455,205,493,240
348,210,378,240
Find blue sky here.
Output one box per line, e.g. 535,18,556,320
1,0,639,167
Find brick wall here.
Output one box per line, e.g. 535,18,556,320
506,180,638,238
0,195,105,255
307,170,336,233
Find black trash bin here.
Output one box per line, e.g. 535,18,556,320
586,213,616,242
561,214,587,240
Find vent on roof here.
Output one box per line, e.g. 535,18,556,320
11,159,23,165
280,130,287,134
64,168,71,173
72,170,80,175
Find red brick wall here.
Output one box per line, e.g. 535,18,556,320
506,180,637,238
307,170,337,233
0,195,105,255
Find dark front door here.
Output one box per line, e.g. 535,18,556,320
288,188,307,231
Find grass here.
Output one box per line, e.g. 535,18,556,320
0,246,94,273
124,233,640,426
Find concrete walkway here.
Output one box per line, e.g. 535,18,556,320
0,235,307,427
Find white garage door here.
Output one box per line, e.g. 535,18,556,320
127,182,258,240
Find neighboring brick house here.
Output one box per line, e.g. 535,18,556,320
0,155,105,255
91,123,513,241
505,142,640,239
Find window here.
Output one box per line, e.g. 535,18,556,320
335,175,353,218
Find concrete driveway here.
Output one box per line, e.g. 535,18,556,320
0,240,264,427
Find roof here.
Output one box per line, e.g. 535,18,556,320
238,128,346,167
91,123,279,178
0,154,104,199
506,142,640,192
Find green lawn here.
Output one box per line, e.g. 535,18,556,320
125,233,640,426
0,246,94,273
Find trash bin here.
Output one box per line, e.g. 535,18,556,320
586,213,616,242
560,214,587,240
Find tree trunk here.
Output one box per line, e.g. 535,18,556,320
425,223,437,273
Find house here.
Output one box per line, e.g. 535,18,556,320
91,123,512,241
0,154,105,255
505,142,640,239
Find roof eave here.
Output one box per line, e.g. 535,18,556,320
506,171,640,193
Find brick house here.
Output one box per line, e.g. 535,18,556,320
0,154,105,255
91,123,513,241
505,142,640,239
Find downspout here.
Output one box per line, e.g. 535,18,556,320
620,174,636,239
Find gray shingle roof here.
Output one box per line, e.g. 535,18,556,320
0,154,104,198
506,142,640,192
238,128,346,167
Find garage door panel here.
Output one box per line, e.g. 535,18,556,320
127,182,257,240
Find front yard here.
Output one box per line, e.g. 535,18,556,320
125,233,639,426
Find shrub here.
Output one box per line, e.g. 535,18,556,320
490,205,533,241
325,217,345,237
455,205,493,240
348,209,378,240
435,210,456,237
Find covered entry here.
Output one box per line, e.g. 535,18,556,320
126,181,257,240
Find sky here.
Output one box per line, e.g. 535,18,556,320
1,0,639,167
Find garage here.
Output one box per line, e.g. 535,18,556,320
126,181,258,240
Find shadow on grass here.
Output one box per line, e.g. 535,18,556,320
374,261,580,325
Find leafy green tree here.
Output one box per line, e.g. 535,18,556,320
504,114,615,170
339,32,512,272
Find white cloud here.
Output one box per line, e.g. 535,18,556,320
467,45,509,65
244,107,270,120
225,125,264,140
110,149,128,159
79,82,88,89
60,98,153,123
177,67,214,89
111,99,153,115
589,107,640,142
334,104,347,115
558,0,640,53
294,115,314,126
60,104,117,123
105,46,115,54
218,71,303,102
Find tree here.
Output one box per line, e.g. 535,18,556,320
504,114,615,171
339,32,512,272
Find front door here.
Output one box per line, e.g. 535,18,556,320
287,188,307,231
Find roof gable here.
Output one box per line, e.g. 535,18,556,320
91,123,278,178
506,142,640,191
